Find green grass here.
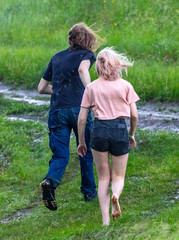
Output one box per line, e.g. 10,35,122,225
0,117,178,239
0,0,178,238
0,0,179,100
0,96,49,116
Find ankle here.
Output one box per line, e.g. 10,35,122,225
112,194,118,200
102,216,110,226
103,221,110,226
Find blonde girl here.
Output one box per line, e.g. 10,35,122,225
77,47,139,225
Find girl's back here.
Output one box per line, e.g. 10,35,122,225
82,77,139,120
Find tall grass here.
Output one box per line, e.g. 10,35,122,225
0,0,178,100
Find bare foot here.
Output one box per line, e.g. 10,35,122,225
111,195,121,220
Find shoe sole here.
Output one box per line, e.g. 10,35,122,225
112,196,121,220
40,182,57,211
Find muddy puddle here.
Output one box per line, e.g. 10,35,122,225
0,82,50,106
136,102,179,133
7,115,47,124
0,208,34,224
0,82,179,133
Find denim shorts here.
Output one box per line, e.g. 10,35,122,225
90,118,130,156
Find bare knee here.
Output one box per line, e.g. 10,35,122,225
111,175,125,183
99,176,111,184
99,176,111,189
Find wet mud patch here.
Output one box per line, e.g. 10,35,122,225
0,154,9,169
0,208,35,224
6,114,48,124
126,176,148,183
126,101,179,133
0,82,50,106
0,83,179,133
5,102,179,133
168,180,179,204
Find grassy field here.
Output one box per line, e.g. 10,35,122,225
0,0,179,239
0,0,179,100
0,101,178,239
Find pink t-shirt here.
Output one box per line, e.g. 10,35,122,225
81,77,140,120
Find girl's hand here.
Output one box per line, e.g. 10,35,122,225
129,136,136,148
77,143,87,157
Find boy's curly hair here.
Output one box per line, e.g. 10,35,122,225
68,22,102,52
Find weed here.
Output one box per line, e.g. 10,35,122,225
169,108,178,113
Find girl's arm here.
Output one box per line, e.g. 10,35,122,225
78,59,91,88
129,102,138,148
77,107,90,157
38,78,53,95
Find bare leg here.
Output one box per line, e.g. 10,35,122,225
92,149,110,225
111,153,128,220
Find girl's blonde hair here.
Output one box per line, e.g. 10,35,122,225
96,47,133,80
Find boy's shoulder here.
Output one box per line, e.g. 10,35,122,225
52,48,69,59
52,48,94,59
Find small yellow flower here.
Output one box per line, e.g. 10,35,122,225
104,0,106,3
114,23,117,26
146,17,150,20
112,0,115,3
176,10,179,13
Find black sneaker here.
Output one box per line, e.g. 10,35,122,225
84,191,97,202
40,179,57,211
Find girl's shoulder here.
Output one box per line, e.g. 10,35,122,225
87,78,100,88
119,78,133,88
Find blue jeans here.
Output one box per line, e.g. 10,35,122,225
44,106,96,196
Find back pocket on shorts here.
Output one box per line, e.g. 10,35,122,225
91,127,106,139
115,123,128,142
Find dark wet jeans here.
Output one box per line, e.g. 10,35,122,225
44,106,96,196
